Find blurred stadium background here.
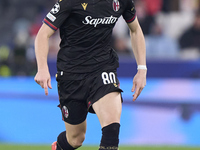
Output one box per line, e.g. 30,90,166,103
0,0,200,149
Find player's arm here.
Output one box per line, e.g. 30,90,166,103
34,0,71,95
34,23,55,95
127,17,147,101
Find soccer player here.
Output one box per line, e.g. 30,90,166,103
34,0,147,149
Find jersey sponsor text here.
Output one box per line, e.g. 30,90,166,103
82,15,118,27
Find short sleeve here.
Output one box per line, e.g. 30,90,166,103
122,0,136,23
43,0,72,31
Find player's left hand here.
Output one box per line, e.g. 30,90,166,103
131,69,147,101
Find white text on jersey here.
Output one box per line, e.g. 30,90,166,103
82,15,118,27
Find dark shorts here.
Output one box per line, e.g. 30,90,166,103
56,70,123,125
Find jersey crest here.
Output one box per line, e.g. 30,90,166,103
113,0,120,12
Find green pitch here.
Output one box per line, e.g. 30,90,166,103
0,144,200,150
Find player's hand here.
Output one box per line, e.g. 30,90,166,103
34,70,52,96
131,69,147,101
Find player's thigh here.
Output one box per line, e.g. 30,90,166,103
64,120,87,142
92,92,122,128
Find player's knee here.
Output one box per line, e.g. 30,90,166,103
68,132,85,148
100,123,120,149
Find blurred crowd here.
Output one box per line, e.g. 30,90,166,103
113,0,200,59
0,0,200,76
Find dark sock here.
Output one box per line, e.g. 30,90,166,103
57,131,75,150
99,123,120,150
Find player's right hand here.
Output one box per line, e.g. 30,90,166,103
34,70,52,96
